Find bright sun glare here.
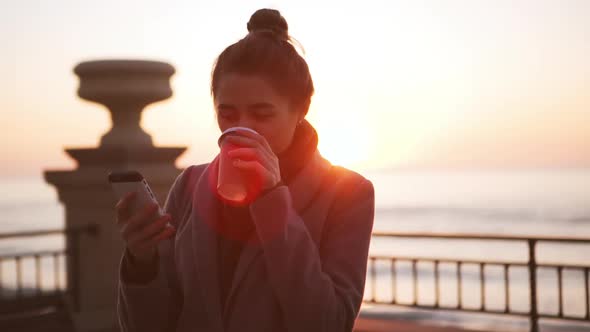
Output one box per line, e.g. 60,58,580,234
313,116,374,169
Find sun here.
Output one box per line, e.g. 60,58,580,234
312,116,374,169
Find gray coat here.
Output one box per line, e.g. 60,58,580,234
117,150,375,332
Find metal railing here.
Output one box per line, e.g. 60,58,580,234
364,232,590,332
0,224,99,314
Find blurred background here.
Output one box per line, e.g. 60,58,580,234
3,0,589,235
1,0,590,331
3,0,590,174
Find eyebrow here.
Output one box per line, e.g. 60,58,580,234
250,102,274,109
216,102,275,111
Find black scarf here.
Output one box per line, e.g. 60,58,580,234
277,119,319,184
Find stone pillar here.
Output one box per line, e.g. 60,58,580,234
44,60,186,332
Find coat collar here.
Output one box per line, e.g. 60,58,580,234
190,150,332,325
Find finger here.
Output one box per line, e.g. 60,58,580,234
225,136,276,163
233,159,273,178
227,147,259,160
116,191,137,224
122,203,159,238
128,214,172,246
137,226,176,251
121,203,160,238
237,130,275,156
228,148,275,171
234,159,280,190
233,129,272,151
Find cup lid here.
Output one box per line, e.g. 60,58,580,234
217,127,260,147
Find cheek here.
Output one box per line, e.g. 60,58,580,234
216,117,230,133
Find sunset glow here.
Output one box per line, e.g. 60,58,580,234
313,114,375,168
1,1,590,175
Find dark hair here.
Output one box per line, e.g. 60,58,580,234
211,9,315,115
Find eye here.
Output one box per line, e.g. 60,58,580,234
248,103,275,121
253,112,273,121
218,108,238,121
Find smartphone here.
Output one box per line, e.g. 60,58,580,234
108,170,164,222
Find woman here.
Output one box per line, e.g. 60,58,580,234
116,8,375,332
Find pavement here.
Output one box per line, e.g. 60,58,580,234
354,316,493,332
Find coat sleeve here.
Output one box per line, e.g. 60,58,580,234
249,176,375,332
117,166,194,332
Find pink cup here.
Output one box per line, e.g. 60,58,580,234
217,127,260,204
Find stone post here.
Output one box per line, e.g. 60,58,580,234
44,60,186,332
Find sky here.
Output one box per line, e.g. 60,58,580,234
2,0,590,176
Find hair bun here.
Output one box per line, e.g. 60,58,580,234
247,9,289,39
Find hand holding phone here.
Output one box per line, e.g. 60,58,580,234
109,171,175,264
109,171,163,219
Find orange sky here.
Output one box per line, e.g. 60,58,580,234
2,1,590,176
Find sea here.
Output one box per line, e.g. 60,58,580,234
1,169,590,330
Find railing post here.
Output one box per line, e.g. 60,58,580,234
67,230,81,312
528,239,539,332
364,232,590,330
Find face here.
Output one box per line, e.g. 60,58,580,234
214,73,302,154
